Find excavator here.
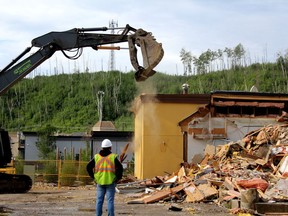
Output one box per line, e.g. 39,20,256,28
0,24,164,193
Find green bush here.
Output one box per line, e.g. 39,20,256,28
77,162,92,185
42,152,58,183
60,160,77,186
43,161,58,183
76,144,92,185
15,157,24,174
124,158,134,176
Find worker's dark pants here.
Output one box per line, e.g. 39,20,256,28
96,182,116,216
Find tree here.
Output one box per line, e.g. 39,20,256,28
36,124,57,159
224,47,233,69
194,49,218,74
217,49,225,70
276,50,288,78
180,48,193,76
224,44,246,70
233,43,245,68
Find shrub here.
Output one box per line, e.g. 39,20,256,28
43,161,58,183
77,161,92,185
60,160,77,186
76,144,92,185
15,157,24,174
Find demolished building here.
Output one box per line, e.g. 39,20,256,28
128,90,288,215
178,90,288,164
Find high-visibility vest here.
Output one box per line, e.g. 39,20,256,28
94,153,117,185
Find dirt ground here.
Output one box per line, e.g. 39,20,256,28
0,184,232,216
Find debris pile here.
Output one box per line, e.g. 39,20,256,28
120,124,288,214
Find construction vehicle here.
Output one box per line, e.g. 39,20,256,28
0,24,164,193
0,129,32,193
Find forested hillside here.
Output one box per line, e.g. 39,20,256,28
1,61,288,133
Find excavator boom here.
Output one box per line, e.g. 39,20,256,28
0,24,164,193
0,24,164,95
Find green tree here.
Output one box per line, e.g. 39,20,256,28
193,49,218,74
36,124,58,159
276,50,288,78
180,48,193,76
233,43,246,69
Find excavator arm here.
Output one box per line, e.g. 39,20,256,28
0,24,163,193
0,24,164,95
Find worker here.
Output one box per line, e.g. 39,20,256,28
86,139,123,216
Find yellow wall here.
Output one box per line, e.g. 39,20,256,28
134,96,204,179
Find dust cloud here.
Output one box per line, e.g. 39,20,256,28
128,80,160,155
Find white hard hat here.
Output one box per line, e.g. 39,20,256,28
101,139,112,148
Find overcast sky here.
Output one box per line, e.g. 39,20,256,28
0,0,288,77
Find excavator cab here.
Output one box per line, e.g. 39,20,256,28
0,129,12,167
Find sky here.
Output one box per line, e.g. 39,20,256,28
0,0,288,77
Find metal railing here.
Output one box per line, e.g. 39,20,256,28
14,160,92,189
10,159,134,189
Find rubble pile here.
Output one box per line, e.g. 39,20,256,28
121,124,288,214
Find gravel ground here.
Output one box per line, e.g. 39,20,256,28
0,184,232,216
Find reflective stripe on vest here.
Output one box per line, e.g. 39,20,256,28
95,155,115,173
94,153,117,185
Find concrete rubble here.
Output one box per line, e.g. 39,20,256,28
119,124,288,215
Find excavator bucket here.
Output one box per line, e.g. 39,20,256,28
128,29,164,81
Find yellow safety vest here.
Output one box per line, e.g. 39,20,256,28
94,153,117,185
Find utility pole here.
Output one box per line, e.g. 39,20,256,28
108,20,118,71
97,91,105,121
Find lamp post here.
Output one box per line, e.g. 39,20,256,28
97,91,105,122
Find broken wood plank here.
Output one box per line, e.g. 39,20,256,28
223,177,235,190
184,182,205,203
119,143,130,163
222,195,235,201
256,189,270,202
197,183,218,198
165,175,177,183
177,167,186,183
126,199,145,204
142,183,191,204
279,155,288,174
227,190,241,198
200,154,210,165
